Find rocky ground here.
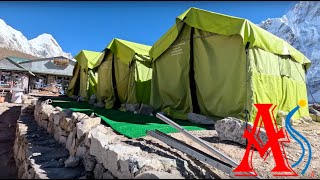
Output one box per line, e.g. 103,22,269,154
0,99,319,179
147,122,320,179
0,103,21,179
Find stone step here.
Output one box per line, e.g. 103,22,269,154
15,110,85,179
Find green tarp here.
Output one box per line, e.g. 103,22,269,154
149,7,310,123
50,99,206,138
96,39,152,109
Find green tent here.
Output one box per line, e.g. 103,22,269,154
67,50,104,100
149,7,311,122
96,38,152,109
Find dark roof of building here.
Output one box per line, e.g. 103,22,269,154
0,56,75,76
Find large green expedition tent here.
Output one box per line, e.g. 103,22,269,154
96,38,152,109
67,50,105,100
149,7,311,122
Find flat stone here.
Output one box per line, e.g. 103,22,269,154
54,126,61,141
138,104,154,116
126,103,140,113
55,106,63,111
47,122,54,134
93,163,105,179
65,155,80,168
76,145,86,159
215,117,268,146
95,101,105,108
72,112,90,123
59,135,67,145
89,127,122,164
105,144,141,176
103,171,115,179
83,151,97,171
37,166,84,179
187,113,215,125
66,131,75,151
53,112,61,125
134,170,184,179
77,117,101,139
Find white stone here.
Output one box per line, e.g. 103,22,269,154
215,117,268,146
105,144,141,176
77,117,101,139
55,106,63,111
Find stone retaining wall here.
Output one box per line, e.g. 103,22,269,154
14,98,192,179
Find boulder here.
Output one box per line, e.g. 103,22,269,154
215,117,268,146
138,104,154,116
126,103,140,113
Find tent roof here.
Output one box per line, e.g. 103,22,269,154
105,38,151,65
149,7,311,69
74,50,105,69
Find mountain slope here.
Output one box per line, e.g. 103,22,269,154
259,1,320,103
0,19,72,59
0,47,38,60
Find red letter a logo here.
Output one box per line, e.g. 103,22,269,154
233,104,297,176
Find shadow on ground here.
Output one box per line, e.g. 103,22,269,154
0,105,21,179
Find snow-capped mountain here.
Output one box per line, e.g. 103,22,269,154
0,19,71,59
259,1,320,103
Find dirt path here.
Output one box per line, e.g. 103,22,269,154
0,103,21,179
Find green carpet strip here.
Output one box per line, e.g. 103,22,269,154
50,100,206,138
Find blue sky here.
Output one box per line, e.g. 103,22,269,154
0,1,297,56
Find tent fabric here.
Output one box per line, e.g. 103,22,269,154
149,7,311,69
87,69,98,97
67,62,80,96
106,38,151,66
249,47,309,122
96,39,152,108
67,50,104,99
75,50,105,69
149,9,310,123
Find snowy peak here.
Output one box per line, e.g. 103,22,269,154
0,18,71,59
259,1,320,102
29,33,71,58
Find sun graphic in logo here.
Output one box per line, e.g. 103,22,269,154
298,99,306,107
